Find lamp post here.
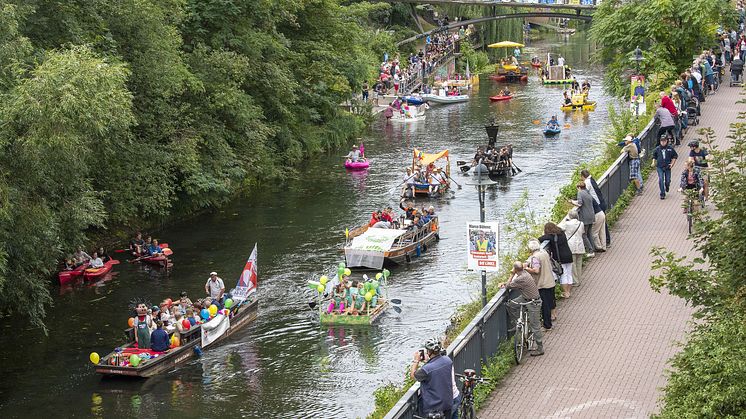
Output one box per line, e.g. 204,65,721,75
466,162,497,307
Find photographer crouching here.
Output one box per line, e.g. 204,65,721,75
410,338,455,419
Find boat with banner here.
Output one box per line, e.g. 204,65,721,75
344,218,439,269
541,65,573,85
93,245,260,378
401,149,451,198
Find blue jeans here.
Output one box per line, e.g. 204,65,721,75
452,393,462,419
657,167,671,197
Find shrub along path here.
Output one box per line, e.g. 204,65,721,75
479,84,742,418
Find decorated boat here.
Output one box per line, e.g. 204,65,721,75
489,94,513,102
320,300,389,326
345,160,370,170
131,242,173,268
309,268,394,326
401,149,451,198
93,245,260,378
561,100,597,111
487,41,529,83
83,260,119,280
541,65,573,85
390,104,427,122
344,218,440,269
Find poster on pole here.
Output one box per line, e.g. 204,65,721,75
630,75,646,116
467,221,499,271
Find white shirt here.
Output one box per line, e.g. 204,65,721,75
206,277,225,299
90,257,104,268
558,56,565,66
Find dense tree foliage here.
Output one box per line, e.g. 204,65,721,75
649,124,746,417
0,0,396,328
590,0,737,96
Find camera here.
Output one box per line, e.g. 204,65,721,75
418,349,426,361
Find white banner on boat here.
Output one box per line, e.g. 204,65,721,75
232,243,257,303
467,221,500,272
201,313,230,348
345,228,406,269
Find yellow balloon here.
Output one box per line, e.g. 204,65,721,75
375,273,382,280
89,352,100,364
171,335,180,347
320,275,328,285
208,304,218,316
344,268,351,276
365,292,373,302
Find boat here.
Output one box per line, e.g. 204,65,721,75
541,64,574,85
402,149,451,198
420,92,469,104
139,255,169,268
320,300,389,326
344,218,440,269
557,28,576,35
83,260,118,280
390,104,427,123
58,264,88,286
488,72,528,83
489,95,513,102
561,101,597,111
544,127,562,136
402,95,426,106
345,160,370,170
530,61,543,68
94,245,260,378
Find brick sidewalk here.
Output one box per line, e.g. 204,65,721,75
479,84,742,418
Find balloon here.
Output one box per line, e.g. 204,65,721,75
307,280,321,291
171,335,180,347
338,262,346,269
375,273,382,280
128,317,135,328
319,275,328,285
182,319,191,330
371,280,379,290
365,291,373,302
316,284,325,293
344,268,351,276
383,269,390,278
337,267,345,277
129,354,141,367
364,282,372,292
208,304,218,317
89,352,100,364
224,298,233,309
201,309,210,320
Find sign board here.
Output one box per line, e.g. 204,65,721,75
467,221,499,271
630,75,646,116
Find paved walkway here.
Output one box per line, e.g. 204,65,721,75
479,84,742,418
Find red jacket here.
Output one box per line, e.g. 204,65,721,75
661,95,678,117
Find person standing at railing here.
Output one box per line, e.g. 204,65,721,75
411,338,454,418
651,136,678,200
581,169,609,250
620,135,644,195
569,182,597,257
500,262,545,356
525,239,556,330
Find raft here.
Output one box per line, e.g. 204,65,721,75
83,260,117,280
544,127,561,136
319,300,389,326
489,95,513,102
345,160,370,170
560,101,597,111
489,74,528,82
542,78,574,85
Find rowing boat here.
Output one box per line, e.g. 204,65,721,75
420,93,470,104
319,300,389,326
489,95,513,102
344,218,440,269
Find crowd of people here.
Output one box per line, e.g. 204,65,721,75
470,144,515,175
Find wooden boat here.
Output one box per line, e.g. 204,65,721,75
319,300,389,326
345,160,369,170
83,260,118,280
402,149,451,198
94,244,260,378
561,101,597,111
489,94,513,102
344,218,440,269
541,64,573,85
58,264,87,285
544,127,561,136
420,93,469,104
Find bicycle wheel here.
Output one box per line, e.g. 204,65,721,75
514,322,525,364
687,200,693,235
460,403,476,419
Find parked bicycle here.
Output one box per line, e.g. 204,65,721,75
512,300,537,364
456,369,489,419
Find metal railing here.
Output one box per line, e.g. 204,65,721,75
383,118,659,419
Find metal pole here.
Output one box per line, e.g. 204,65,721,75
478,158,487,308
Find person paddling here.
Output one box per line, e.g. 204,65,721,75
546,116,560,131
147,239,163,256
344,145,364,163
130,232,145,256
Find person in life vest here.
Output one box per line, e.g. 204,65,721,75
474,231,493,253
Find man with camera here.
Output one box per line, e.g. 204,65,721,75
410,338,453,418
500,261,545,356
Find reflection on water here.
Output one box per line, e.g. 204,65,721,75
0,33,618,418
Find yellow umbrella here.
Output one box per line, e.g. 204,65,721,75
487,41,525,48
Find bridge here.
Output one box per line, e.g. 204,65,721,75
386,0,597,11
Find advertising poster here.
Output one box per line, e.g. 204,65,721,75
467,221,499,271
630,75,646,116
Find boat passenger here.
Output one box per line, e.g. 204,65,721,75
97,247,111,263
74,247,92,266
503,87,511,96
369,211,381,227
133,303,153,349
186,308,197,326
89,252,105,269
546,116,560,130
510,55,519,66
581,80,591,92
498,89,505,96
344,145,364,163
353,281,367,314
328,283,347,315
205,272,225,306
400,199,416,220
150,320,170,352
144,236,153,251
179,291,193,308
571,77,579,93
173,310,187,336
147,239,163,256
63,256,75,271
381,207,394,223
563,91,572,106
160,302,172,326
130,232,145,255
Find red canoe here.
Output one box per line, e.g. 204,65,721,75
83,260,118,280
140,255,169,267
489,95,513,102
489,75,507,82
58,264,88,286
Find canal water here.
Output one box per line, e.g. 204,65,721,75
0,33,616,418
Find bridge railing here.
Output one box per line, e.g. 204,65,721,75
383,117,659,419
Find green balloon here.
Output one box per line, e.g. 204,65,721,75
307,280,321,291
129,354,141,367
365,292,373,301
224,298,233,309
338,262,346,269
383,269,391,279
371,280,379,290
375,273,383,280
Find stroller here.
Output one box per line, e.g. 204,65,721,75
686,97,699,126
731,58,743,87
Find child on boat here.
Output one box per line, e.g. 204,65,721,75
327,283,347,314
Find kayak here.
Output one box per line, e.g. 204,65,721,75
489,95,513,102
140,255,169,267
560,101,597,111
58,264,87,286
544,127,561,136
83,260,117,280
345,160,370,170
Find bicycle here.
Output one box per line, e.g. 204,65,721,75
682,188,704,235
511,300,537,365
456,369,489,419
413,412,445,419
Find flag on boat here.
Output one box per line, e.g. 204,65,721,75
201,313,230,348
232,244,257,302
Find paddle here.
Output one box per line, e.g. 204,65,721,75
511,162,523,173
390,298,401,304
392,306,402,313
456,160,469,166
110,259,121,265
443,172,462,189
